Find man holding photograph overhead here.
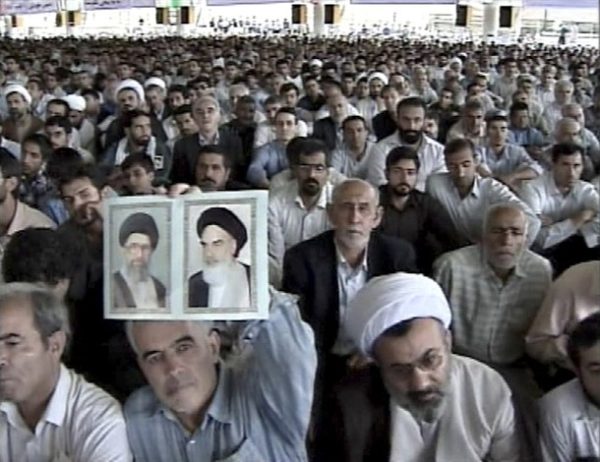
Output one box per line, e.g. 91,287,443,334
188,207,251,308
113,212,166,309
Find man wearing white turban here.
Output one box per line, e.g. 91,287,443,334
3,85,43,143
323,273,520,462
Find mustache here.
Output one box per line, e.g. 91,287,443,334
407,387,444,402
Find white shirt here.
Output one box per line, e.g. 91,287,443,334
368,132,446,192
268,181,332,268
315,102,359,121
519,172,600,249
389,355,520,462
119,268,160,308
426,173,541,245
331,141,376,180
539,379,600,462
253,119,308,149
541,101,565,134
0,365,132,462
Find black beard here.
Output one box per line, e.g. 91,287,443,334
300,180,321,197
398,129,422,145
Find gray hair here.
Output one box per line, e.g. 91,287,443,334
0,282,70,350
482,203,529,235
331,179,380,206
555,79,574,92
125,319,214,356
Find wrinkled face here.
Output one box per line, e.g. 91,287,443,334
483,207,527,272
446,147,477,190
343,119,367,148
386,158,418,197
511,110,530,129
195,153,230,192
129,115,152,146
274,112,296,142
123,165,154,195
44,124,69,150
487,120,508,146
200,225,236,266
576,341,600,408
122,233,154,271
464,108,484,133
0,299,63,407
168,92,187,109
60,177,102,230
6,93,28,118
174,112,199,136
373,319,451,423
553,152,583,189
21,141,45,177
192,99,220,132
294,152,329,197
132,321,220,420
118,89,140,112
328,181,381,251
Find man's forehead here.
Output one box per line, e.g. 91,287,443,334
0,299,35,333
124,232,152,246
132,321,197,350
201,224,233,241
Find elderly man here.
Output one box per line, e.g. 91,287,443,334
124,289,317,461
326,273,520,461
0,283,132,461
538,313,600,461
188,207,251,308
3,85,44,143
113,212,166,309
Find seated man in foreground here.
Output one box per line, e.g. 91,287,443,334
124,289,317,461
327,273,520,461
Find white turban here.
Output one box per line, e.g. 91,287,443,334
64,94,86,112
346,273,452,357
4,84,31,105
144,77,166,91
116,79,145,103
367,71,388,86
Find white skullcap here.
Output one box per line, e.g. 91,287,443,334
4,84,31,105
116,79,145,102
368,71,388,86
63,94,86,112
449,57,463,67
346,273,452,357
309,59,323,68
144,77,166,91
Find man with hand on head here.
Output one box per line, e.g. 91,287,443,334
326,273,520,461
188,207,251,308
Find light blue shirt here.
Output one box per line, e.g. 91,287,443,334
247,140,288,186
124,291,316,462
480,143,543,177
508,127,545,148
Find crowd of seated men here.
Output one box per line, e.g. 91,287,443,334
0,34,599,461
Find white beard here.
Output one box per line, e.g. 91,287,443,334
203,261,234,286
203,260,250,308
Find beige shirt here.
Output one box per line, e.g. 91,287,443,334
389,355,520,462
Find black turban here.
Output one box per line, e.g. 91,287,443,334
196,207,247,256
119,212,159,249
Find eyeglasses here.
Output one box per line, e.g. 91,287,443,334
387,350,445,380
296,163,327,173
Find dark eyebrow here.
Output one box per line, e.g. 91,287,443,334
389,347,438,367
141,335,196,361
0,333,22,342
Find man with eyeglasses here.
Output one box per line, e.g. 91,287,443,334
268,139,334,273
433,203,552,459
324,273,520,461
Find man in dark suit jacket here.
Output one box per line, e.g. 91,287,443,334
312,93,349,152
170,96,243,185
281,179,416,460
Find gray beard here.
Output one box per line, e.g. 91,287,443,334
203,261,235,286
125,265,150,283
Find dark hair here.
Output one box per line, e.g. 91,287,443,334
551,142,584,163
279,82,299,96
46,98,70,115
123,109,151,128
22,134,53,162
46,148,85,181
425,111,440,123
264,95,283,107
196,144,232,169
45,115,72,134
275,107,297,121
172,104,192,117
567,312,600,367
385,145,421,171
121,153,155,173
396,96,427,114
291,137,329,166
236,95,256,107
168,84,189,98
57,162,105,192
2,228,74,285
510,101,530,115
444,138,476,158
342,115,366,130
463,99,484,112
0,148,21,184
80,88,101,100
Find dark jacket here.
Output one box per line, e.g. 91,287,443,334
372,110,396,142
101,138,173,182
112,272,166,308
170,128,244,185
312,117,339,152
282,229,417,354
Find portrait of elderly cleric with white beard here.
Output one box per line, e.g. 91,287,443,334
188,206,252,309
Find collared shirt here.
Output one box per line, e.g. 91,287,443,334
492,77,518,108
426,173,540,245
253,120,308,149
446,120,486,148
519,172,600,249
124,290,317,462
508,127,546,148
198,130,220,146
526,260,600,367
480,143,543,177
114,136,163,170
535,83,555,107
0,365,132,462
539,379,600,462
268,181,332,267
246,140,288,186
333,244,368,355
331,140,376,180
541,101,564,134
388,354,520,462
433,245,552,364
368,132,446,192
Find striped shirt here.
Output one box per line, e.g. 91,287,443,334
433,245,552,364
